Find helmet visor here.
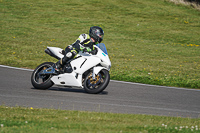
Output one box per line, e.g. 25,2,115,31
98,34,104,40
96,30,104,40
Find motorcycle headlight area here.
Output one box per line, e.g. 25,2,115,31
107,65,111,70
100,62,111,71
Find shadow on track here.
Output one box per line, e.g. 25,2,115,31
31,87,108,95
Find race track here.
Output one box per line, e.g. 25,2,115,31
0,65,199,118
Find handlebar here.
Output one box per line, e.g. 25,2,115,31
83,47,98,55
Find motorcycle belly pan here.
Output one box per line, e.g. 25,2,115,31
51,73,82,87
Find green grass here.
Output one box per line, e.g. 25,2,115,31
0,106,199,133
0,0,200,89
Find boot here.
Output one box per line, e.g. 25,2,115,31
53,52,72,74
52,61,63,74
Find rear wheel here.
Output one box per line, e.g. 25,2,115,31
83,69,110,94
31,62,54,90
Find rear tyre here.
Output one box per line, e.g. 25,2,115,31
31,62,54,90
84,69,110,94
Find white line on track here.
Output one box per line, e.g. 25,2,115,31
110,80,200,91
0,65,33,72
0,64,200,92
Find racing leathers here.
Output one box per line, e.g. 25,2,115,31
54,34,98,71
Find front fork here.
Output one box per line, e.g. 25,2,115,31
92,68,96,80
92,66,106,79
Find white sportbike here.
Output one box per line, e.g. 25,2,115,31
31,43,111,94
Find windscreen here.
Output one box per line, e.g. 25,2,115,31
96,43,108,55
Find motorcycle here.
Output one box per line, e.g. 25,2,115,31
31,43,111,94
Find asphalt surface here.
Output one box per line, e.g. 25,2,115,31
0,65,199,118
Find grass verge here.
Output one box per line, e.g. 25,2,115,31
0,106,199,133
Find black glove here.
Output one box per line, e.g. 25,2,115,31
82,48,87,53
90,47,98,55
83,47,92,53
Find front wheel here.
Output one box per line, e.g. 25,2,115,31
83,69,110,94
31,62,54,90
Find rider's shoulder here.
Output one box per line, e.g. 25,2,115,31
78,34,90,41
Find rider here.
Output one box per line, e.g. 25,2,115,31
53,26,104,73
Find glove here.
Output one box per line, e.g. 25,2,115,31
83,47,92,52
86,47,92,52
91,47,98,55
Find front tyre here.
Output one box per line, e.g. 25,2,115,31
84,69,110,94
31,62,54,90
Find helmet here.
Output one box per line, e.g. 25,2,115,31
89,26,104,43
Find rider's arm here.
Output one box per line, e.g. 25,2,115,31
71,40,81,51
71,34,92,52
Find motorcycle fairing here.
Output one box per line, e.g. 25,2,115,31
51,72,83,87
70,55,101,74
51,55,101,87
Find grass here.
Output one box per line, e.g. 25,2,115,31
0,106,199,133
1,0,200,89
